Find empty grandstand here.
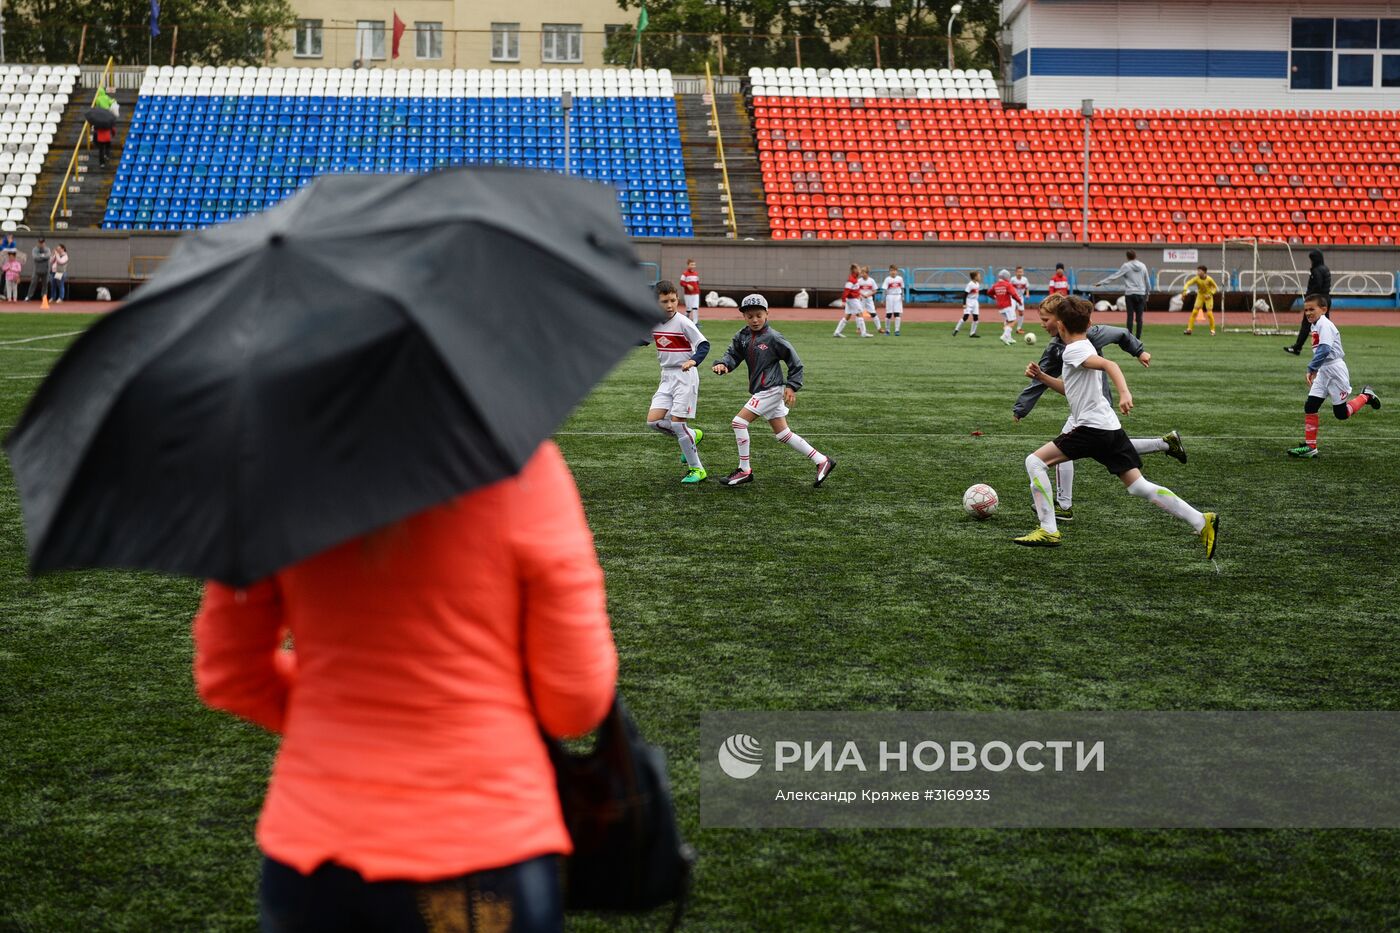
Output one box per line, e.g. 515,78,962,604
102,66,692,237
750,66,1400,244
0,65,77,232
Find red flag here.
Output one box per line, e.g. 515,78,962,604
392,12,406,59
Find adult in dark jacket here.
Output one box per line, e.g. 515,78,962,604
1012,296,1186,521
1286,250,1330,354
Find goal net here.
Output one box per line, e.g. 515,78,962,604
1219,238,1301,335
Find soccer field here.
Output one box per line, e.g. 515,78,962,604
2,312,1398,930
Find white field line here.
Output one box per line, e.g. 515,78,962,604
556,431,1400,441
0,346,65,352
0,330,82,346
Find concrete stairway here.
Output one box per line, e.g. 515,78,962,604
675,92,769,239
35,89,136,231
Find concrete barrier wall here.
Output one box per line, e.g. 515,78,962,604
14,231,1397,305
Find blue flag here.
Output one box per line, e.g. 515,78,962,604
150,0,160,37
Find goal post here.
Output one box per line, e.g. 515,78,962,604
1219,237,1300,335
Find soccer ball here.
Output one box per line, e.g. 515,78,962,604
1024,332,1037,345
963,484,999,519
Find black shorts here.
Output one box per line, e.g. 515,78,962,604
1052,426,1142,475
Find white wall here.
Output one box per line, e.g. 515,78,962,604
1006,0,1400,111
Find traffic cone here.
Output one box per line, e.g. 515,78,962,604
40,291,48,309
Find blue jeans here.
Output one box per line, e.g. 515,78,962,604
259,854,563,933
48,276,66,301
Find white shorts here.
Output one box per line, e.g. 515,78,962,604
964,302,980,317
1308,361,1352,406
1011,298,1025,314
651,368,699,420
844,298,863,316
861,297,875,315
744,385,789,421
885,296,903,315
684,293,700,311
999,306,1017,322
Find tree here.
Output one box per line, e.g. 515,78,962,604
609,0,1003,75
5,0,297,66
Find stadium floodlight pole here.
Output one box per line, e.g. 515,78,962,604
561,90,573,176
946,4,963,70
1081,98,1093,243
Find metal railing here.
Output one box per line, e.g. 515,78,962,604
704,61,739,239
49,56,115,231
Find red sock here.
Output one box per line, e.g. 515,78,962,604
1346,394,1368,416
1304,413,1319,448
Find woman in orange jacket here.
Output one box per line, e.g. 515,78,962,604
194,442,617,932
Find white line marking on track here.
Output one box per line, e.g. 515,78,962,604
0,330,82,346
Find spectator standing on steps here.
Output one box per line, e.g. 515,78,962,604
93,123,115,167
1285,249,1331,355
0,232,16,254
1095,249,1151,339
25,238,50,301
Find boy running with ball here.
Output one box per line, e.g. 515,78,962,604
646,280,710,484
713,294,837,487
1288,293,1380,458
1015,295,1218,557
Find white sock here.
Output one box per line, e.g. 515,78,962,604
893,315,901,334
835,318,847,336
1003,323,1013,340
1026,454,1057,533
1054,461,1074,509
970,316,979,335
857,317,868,336
954,314,966,333
775,427,828,465
732,418,751,471
648,418,673,435
1132,437,1169,454
675,422,702,469
1127,477,1206,533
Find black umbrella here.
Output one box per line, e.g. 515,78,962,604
84,107,117,130
5,167,662,586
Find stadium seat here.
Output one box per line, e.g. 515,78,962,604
748,69,1392,243
104,67,692,238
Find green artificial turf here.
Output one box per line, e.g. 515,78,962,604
2,313,1398,931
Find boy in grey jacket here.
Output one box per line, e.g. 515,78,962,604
1013,295,1187,522
712,294,836,487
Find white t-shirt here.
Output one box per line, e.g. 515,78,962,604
964,281,980,306
652,312,706,370
858,276,877,298
882,275,904,298
1062,338,1120,431
1010,275,1030,301
1310,315,1345,363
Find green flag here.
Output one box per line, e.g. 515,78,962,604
633,6,648,66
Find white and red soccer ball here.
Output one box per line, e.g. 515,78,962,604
963,484,999,519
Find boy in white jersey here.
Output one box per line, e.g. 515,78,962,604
1010,265,1031,333
646,280,710,483
679,259,702,325
881,264,905,336
835,264,869,338
1288,293,1380,458
858,266,882,334
1015,295,1218,557
952,270,981,337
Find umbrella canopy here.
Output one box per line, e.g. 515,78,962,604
84,107,117,129
5,168,662,586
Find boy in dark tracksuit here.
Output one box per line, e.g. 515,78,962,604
712,293,836,488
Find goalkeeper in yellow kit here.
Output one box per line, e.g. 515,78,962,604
1182,265,1219,335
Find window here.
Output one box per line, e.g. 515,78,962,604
1291,50,1332,89
1291,17,1400,90
491,22,519,62
294,19,322,58
1292,18,1333,48
1336,19,1377,49
1384,55,1400,87
356,20,386,62
1338,54,1373,86
415,21,443,60
542,24,583,63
